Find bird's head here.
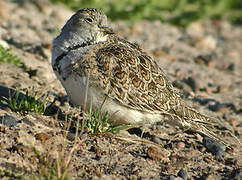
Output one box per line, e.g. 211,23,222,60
54,8,114,51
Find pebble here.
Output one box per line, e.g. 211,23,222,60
187,22,204,38
196,35,217,50
227,63,235,71
203,137,225,160
0,39,9,49
168,175,176,180
207,60,215,68
35,132,50,143
147,147,170,162
194,54,213,66
184,76,197,92
195,134,203,143
176,142,185,149
229,119,238,128
230,168,242,180
0,114,18,127
177,169,188,180
0,125,6,133
94,168,103,178
151,49,175,62
152,136,163,144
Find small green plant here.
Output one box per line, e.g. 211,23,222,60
0,45,22,67
84,98,135,134
0,87,48,114
85,98,110,134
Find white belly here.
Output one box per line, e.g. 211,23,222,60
58,73,165,125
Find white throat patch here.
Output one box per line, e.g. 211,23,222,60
96,32,108,43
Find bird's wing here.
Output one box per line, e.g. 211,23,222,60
90,37,207,122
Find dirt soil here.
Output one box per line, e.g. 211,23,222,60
0,1,241,179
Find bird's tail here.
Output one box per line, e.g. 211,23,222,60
168,98,241,148
186,116,241,148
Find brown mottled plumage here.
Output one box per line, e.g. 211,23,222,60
52,8,239,147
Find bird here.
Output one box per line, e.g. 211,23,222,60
51,8,238,147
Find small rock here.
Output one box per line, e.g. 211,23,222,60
230,168,242,180
152,136,163,144
152,49,165,57
147,147,170,162
203,137,225,160
0,39,9,49
227,63,235,71
35,132,50,143
151,49,175,62
205,87,213,94
42,43,52,50
196,36,217,50
195,134,203,143
177,169,188,180
175,69,187,79
194,55,213,66
187,22,204,38
94,168,103,178
207,60,215,68
176,142,185,149
194,57,204,65
0,114,18,127
58,92,66,98
184,76,197,92
0,125,6,133
229,119,238,128
168,174,176,180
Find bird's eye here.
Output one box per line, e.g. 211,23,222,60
85,18,93,23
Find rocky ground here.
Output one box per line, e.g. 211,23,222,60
0,1,241,179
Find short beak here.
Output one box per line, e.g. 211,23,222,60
98,26,114,34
